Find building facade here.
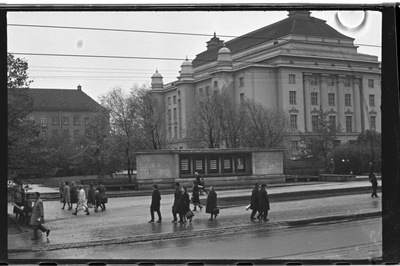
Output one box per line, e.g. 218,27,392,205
150,11,381,153
28,85,104,148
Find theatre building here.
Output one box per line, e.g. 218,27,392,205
150,10,381,155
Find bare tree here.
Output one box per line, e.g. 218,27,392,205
218,90,247,148
299,107,341,169
242,98,289,148
188,90,223,148
130,84,169,150
99,87,137,182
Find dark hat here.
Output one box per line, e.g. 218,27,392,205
153,184,158,189
35,192,41,197
175,182,180,186
261,184,267,187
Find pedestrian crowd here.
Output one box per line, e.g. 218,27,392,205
149,181,220,224
12,169,379,242
59,180,107,216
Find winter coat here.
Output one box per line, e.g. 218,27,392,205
258,188,270,211
87,187,96,205
30,198,45,226
173,187,181,207
150,189,161,212
177,192,190,214
98,184,106,199
13,185,23,204
206,190,217,214
78,188,87,204
250,187,259,210
63,185,71,203
192,184,200,204
70,185,78,204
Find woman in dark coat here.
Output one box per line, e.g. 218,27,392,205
177,186,190,224
258,184,270,222
206,186,218,221
70,182,79,210
149,184,162,223
30,192,50,240
87,183,96,207
192,181,203,211
250,182,260,220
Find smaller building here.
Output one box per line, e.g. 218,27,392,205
27,85,104,147
136,148,285,188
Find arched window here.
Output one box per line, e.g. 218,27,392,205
214,81,218,90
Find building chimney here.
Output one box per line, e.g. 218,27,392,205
77,84,82,91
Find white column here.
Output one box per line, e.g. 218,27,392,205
337,75,346,128
303,74,311,132
353,78,361,133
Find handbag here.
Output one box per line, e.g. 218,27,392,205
102,197,108,203
186,210,195,218
172,205,177,213
88,203,93,208
213,208,220,214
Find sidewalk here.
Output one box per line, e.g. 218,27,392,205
8,180,381,254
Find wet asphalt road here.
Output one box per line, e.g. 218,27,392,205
8,191,381,260
23,218,380,261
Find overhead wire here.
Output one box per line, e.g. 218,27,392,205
8,23,381,49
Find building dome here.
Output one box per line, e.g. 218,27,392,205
151,69,163,89
180,57,194,80
217,44,233,68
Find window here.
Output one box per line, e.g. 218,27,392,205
63,129,69,136
344,78,351,87
240,93,245,104
368,79,374,88
205,86,210,96
74,117,80,125
167,97,171,105
369,94,375,107
329,116,336,129
346,116,353,132
74,129,80,137
195,157,205,174
63,116,69,125
310,76,317,85
168,126,172,139
213,81,218,90
289,91,296,105
52,116,59,125
290,141,299,152
289,74,296,84
174,126,178,138
345,94,352,106
173,108,177,122
41,116,47,126
239,77,244,87
312,115,319,132
370,116,376,129
290,115,297,129
168,109,172,124
52,129,58,136
199,88,203,96
173,95,176,104
85,117,90,125
328,93,335,106
311,92,318,105
41,129,47,138
327,77,334,86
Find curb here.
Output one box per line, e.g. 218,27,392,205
8,211,381,254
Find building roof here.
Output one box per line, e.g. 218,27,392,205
192,11,354,68
28,88,103,112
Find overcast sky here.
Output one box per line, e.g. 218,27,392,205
7,9,382,102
